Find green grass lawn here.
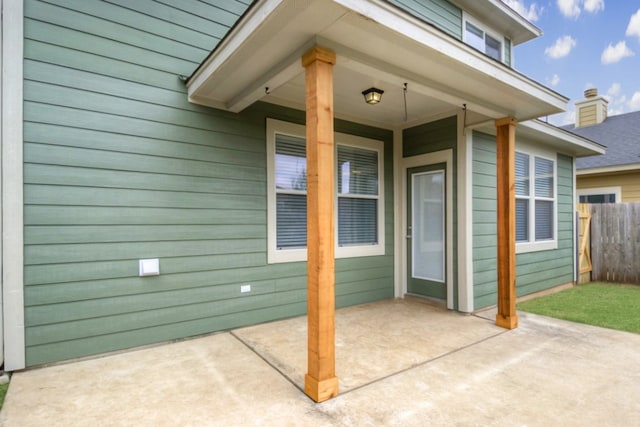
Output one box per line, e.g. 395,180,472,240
0,382,8,410
518,282,640,333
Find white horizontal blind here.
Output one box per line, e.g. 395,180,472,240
337,145,379,246
275,134,307,248
534,157,554,240
515,152,530,242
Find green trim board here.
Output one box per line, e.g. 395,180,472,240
22,0,394,367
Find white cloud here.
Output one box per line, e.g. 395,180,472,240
601,41,634,64
503,0,543,22
606,82,621,97
626,9,640,40
558,0,581,18
545,36,577,59
583,0,604,14
629,92,640,110
557,0,604,18
603,83,627,115
548,74,561,87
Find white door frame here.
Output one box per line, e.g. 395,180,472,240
400,149,454,309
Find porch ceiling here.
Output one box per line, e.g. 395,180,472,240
187,0,568,128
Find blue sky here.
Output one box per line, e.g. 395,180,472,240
505,0,640,125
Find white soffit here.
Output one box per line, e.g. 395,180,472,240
187,0,567,126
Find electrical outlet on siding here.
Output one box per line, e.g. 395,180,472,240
240,284,251,293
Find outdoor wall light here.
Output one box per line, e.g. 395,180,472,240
362,87,384,105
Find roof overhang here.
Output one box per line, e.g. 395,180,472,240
577,163,640,176
187,0,567,128
518,120,606,157
473,119,606,157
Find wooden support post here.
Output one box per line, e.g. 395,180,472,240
301,46,339,402
495,117,518,329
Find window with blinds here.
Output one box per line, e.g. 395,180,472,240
337,145,379,246
275,134,307,249
515,149,556,248
463,16,504,62
266,119,384,263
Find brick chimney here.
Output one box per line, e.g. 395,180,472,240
574,88,608,128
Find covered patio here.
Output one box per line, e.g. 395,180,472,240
2,299,639,426
186,0,572,402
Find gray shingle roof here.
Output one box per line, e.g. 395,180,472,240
562,110,640,170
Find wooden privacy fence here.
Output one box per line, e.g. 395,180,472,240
578,202,640,284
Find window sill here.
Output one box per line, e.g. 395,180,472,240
267,244,385,264
516,240,557,254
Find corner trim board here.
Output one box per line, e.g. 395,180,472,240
1,0,26,370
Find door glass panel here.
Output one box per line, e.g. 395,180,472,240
412,171,445,282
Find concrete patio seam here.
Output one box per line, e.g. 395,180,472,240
229,330,307,395
336,329,511,397
231,324,512,402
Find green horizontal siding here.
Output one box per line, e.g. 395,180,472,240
23,0,394,366
515,154,575,296
388,0,462,39
471,132,497,309
472,132,576,309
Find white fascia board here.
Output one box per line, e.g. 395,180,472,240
332,0,567,115
187,0,284,93
2,0,26,371
484,0,542,36
576,163,640,176
519,120,606,156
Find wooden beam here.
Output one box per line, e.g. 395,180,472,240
495,117,518,329
302,45,339,403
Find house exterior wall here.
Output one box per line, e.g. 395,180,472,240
23,0,393,367
402,116,458,308
388,0,462,38
577,171,640,202
471,131,575,309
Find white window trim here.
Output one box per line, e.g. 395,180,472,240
577,186,621,203
266,119,385,264
515,143,558,254
462,12,505,63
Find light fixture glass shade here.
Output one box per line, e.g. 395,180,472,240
362,87,384,105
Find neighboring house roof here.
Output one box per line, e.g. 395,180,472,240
564,110,640,171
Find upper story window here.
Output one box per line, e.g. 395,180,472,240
463,15,504,62
267,119,385,263
515,145,557,253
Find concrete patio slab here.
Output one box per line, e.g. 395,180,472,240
1,299,639,426
233,298,504,393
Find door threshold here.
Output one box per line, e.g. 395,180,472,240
404,294,447,308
